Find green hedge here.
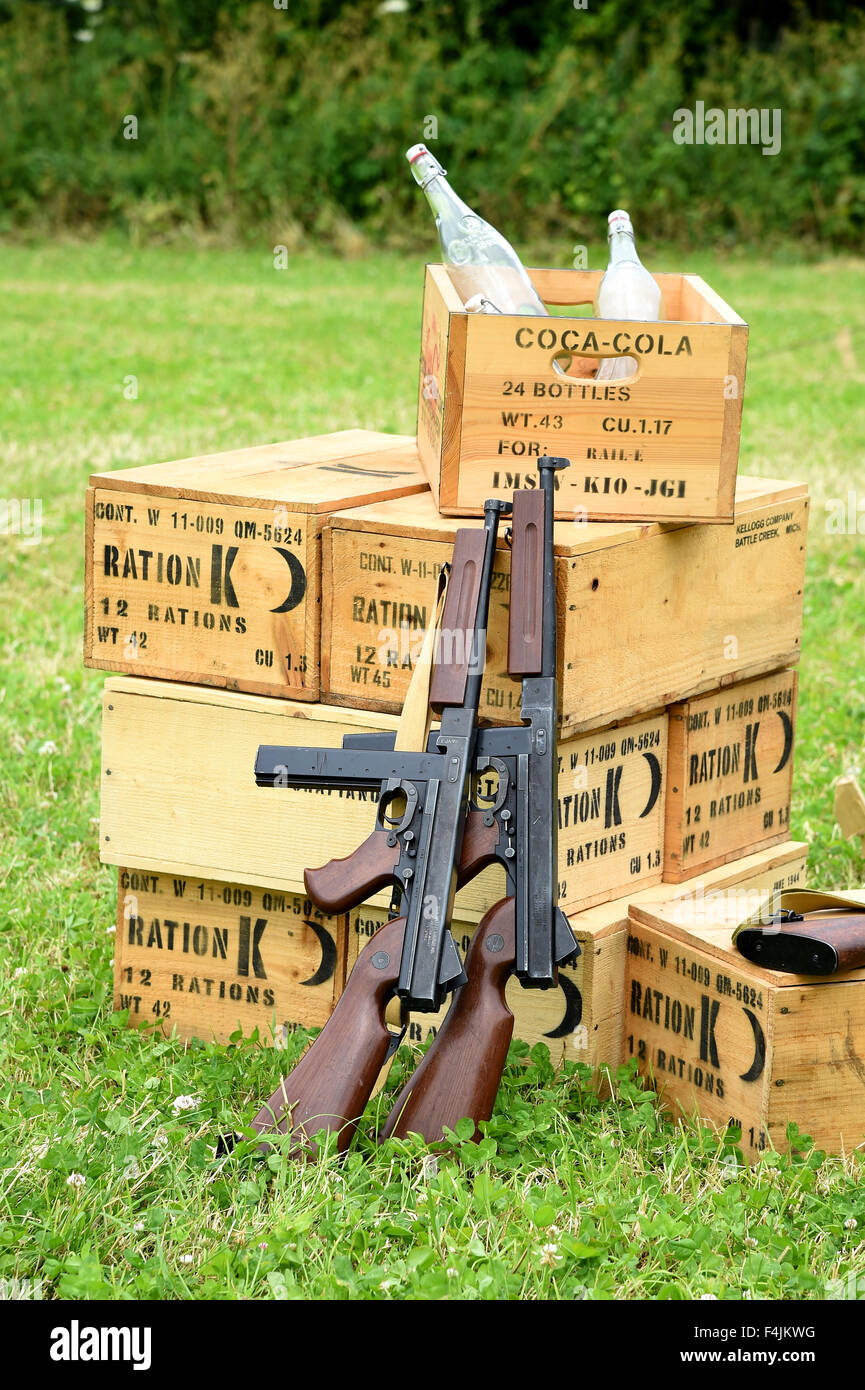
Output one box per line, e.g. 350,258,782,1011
0,1,863,247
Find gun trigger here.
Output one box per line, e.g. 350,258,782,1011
554,908,581,967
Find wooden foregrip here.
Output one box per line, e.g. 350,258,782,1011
429,528,487,712
251,916,406,1157
508,490,545,677
379,897,516,1144
304,829,401,914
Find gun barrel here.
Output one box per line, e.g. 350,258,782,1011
254,745,438,790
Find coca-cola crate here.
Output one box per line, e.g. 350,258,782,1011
416,264,748,522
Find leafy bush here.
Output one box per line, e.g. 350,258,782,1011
0,0,863,247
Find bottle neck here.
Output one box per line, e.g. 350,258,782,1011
608,228,642,269
421,171,474,228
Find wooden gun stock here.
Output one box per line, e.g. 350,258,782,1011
303,829,401,914
251,916,405,1157
736,913,865,975
379,897,516,1144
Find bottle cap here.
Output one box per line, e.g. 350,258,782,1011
607,209,634,235
406,144,446,188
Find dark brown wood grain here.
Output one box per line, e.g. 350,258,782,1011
303,828,401,913
507,490,545,677
251,916,406,1157
455,808,502,887
737,913,865,975
379,896,516,1143
429,528,487,711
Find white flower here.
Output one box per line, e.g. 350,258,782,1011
446,1267,458,1277
172,1094,199,1114
539,1242,559,1267
845,1217,858,1230
179,1254,194,1264
152,1127,169,1148
134,1222,145,1231
106,925,116,935
66,1172,86,1188
38,741,58,756
700,1293,718,1300
13,968,26,980
55,678,72,694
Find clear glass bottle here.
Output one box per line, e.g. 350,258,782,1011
407,144,547,316
594,210,663,380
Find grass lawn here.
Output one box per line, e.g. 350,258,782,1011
1,238,864,1301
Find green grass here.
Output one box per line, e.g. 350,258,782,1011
1,239,864,1301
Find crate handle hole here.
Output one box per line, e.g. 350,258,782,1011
551,349,642,383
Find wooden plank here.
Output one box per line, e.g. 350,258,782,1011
664,670,797,880
835,775,865,840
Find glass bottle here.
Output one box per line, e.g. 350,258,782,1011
594,210,663,380
407,144,547,316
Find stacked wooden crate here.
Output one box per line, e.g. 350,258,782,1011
84,264,828,1150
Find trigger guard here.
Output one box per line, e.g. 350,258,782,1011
378,779,419,835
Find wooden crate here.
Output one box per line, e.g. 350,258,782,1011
98,677,667,922
358,842,809,1073
417,264,748,522
113,871,348,1044
84,430,427,700
622,878,865,1160
664,669,797,881
322,477,808,732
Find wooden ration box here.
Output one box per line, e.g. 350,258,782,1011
363,841,809,1077
664,669,798,881
622,881,865,1160
322,477,808,732
100,678,410,917
84,430,428,700
113,871,348,1045
98,678,666,925
416,263,748,522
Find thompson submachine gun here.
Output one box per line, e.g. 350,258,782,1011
246,458,578,1155
248,498,509,1152
379,456,579,1141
